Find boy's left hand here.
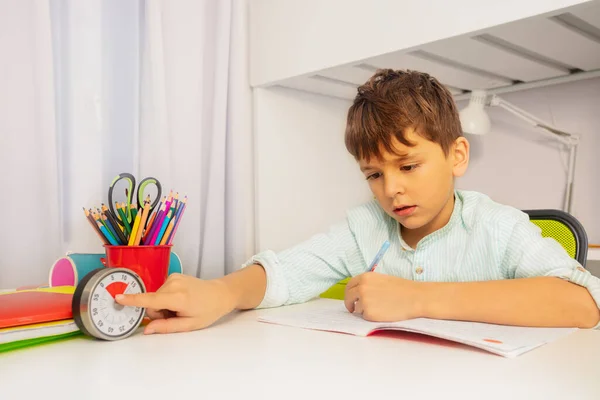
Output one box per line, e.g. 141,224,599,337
344,272,424,322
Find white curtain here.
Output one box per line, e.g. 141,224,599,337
0,0,61,288
0,0,254,288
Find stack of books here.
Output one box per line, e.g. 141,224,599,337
0,286,81,353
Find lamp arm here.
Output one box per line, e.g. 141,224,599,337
489,95,578,146
489,94,579,213
564,142,578,213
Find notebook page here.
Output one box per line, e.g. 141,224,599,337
394,318,577,352
257,300,391,336
257,299,577,356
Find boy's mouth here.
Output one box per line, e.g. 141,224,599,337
393,205,416,217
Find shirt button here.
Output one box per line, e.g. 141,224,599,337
415,266,424,274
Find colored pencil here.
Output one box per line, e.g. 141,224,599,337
98,217,118,244
83,186,187,247
128,211,142,246
142,212,157,243
92,210,116,243
165,199,185,244
154,210,172,245
159,218,176,245
134,196,152,246
102,214,123,245
100,204,120,229
369,240,390,271
83,208,109,245
97,221,118,245
150,194,172,245
143,195,165,233
95,209,110,231
167,197,187,245
101,208,127,244
172,192,179,213
144,206,165,245
130,203,138,220
116,202,132,237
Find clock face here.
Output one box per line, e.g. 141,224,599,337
74,268,146,340
89,270,145,338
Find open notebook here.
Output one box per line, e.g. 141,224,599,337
257,299,577,358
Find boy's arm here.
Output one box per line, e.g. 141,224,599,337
116,266,268,334
117,220,363,334
219,263,267,310
346,215,600,329
421,213,600,328
420,276,600,328
345,273,600,328
240,220,365,309
219,218,363,310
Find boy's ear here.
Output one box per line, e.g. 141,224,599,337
451,137,469,178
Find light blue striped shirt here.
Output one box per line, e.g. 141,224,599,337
244,190,600,327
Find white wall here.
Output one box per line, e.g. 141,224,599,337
253,86,370,251
253,78,600,254
456,77,600,244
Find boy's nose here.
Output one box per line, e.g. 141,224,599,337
383,175,406,198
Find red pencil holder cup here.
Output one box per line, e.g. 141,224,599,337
101,245,172,293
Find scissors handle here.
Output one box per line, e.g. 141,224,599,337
137,177,162,212
107,173,136,226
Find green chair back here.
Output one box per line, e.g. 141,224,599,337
524,209,588,266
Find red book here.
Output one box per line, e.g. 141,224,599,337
0,287,74,329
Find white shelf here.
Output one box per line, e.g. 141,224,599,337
251,0,600,100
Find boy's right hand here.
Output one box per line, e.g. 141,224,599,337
115,273,236,335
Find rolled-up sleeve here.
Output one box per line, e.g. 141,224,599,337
503,216,600,329
241,221,365,309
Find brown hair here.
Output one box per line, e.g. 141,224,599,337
345,69,462,162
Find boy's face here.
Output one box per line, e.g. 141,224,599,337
358,128,469,235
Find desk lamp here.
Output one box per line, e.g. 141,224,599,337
459,90,579,213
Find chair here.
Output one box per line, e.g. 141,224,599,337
320,209,589,301
523,209,588,267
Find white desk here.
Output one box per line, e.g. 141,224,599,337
1,298,599,400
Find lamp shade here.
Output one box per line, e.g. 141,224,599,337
459,90,491,135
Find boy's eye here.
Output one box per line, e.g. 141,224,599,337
401,164,419,172
366,172,381,180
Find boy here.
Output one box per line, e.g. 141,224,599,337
117,69,600,334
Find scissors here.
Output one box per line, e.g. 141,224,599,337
107,173,162,226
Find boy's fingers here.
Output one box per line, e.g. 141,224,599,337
143,317,197,335
115,292,179,311
344,286,359,313
345,274,364,290
345,276,358,290
354,300,364,315
145,308,172,320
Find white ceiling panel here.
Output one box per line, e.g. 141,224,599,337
568,2,600,27
487,17,600,71
316,65,374,86
270,2,600,102
421,36,567,82
277,75,357,100
319,64,466,95
367,51,512,91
